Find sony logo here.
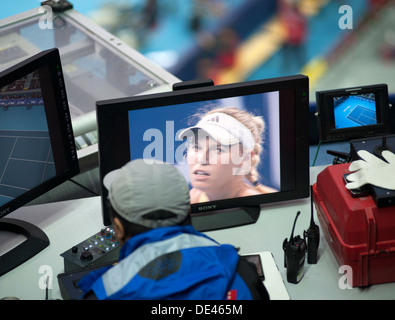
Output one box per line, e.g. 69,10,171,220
198,205,217,211
345,88,361,95
0,207,10,216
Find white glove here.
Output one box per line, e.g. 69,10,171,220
345,150,395,190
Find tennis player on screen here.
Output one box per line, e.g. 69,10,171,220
179,107,277,203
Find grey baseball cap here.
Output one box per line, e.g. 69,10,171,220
103,159,190,228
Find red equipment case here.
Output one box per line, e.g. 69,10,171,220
312,163,395,287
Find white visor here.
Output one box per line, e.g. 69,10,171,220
178,112,254,150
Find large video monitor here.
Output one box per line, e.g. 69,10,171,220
97,75,310,231
316,84,390,142
0,48,79,276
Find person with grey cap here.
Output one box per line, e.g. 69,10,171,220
78,159,269,300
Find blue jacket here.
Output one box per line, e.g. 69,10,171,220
78,225,259,300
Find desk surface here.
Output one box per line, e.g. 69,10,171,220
1,166,395,300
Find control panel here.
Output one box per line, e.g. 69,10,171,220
60,227,121,272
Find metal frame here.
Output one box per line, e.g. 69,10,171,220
0,6,180,171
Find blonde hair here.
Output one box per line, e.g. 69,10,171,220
201,107,269,193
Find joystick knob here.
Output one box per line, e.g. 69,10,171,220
80,250,93,261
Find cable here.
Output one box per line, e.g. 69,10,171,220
311,140,322,167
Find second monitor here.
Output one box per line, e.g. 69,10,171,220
316,84,390,143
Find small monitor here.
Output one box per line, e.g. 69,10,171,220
97,75,310,231
0,48,79,276
316,84,390,142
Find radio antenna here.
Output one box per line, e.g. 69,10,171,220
290,211,301,244
310,186,315,228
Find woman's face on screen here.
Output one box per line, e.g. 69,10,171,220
186,135,247,193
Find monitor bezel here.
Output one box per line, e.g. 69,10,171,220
97,74,310,227
315,84,390,143
0,48,80,219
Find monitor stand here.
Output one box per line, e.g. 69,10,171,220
191,206,261,232
0,218,50,277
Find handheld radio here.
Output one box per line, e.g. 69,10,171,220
305,185,320,264
283,211,306,284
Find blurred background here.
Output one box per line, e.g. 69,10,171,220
1,0,395,100
1,0,395,168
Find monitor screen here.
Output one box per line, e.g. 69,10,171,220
0,48,79,276
0,48,79,219
316,84,390,142
97,75,310,230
